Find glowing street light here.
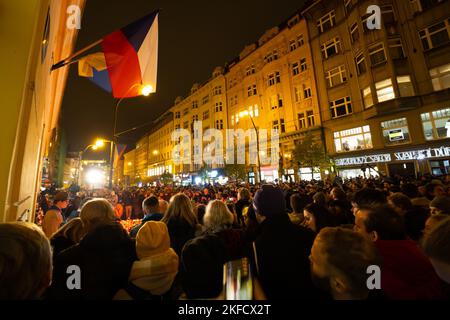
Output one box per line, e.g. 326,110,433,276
152,150,159,155
95,139,105,148
141,85,153,96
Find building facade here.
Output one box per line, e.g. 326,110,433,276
302,0,450,179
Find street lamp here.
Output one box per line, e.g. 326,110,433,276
94,138,115,189
239,111,262,184
78,144,100,186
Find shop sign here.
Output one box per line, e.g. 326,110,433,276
335,154,391,166
394,146,450,161
388,129,404,142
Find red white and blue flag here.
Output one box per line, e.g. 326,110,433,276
78,11,158,98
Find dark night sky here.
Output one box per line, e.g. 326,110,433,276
61,0,306,159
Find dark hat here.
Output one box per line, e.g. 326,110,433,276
430,196,450,214
53,192,68,203
253,184,286,217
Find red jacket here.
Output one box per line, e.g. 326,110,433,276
375,239,444,299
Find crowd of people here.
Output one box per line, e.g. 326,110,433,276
1,174,450,300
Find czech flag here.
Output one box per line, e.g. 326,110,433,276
78,11,158,98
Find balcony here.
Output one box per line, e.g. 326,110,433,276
362,96,421,119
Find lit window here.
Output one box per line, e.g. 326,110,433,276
397,76,415,97
381,118,411,145
334,125,373,152
375,78,395,102
421,108,450,140
429,63,450,91
330,96,352,118
317,10,336,33
362,86,373,109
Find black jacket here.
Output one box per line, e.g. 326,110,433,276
46,223,136,300
166,218,199,257
129,213,164,238
251,214,324,300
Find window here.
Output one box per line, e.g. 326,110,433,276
268,72,281,86
278,94,283,107
230,95,238,106
175,124,180,130
376,79,395,102
304,87,312,99
321,38,340,59
270,95,282,110
247,84,257,97
265,50,279,64
307,111,315,127
330,96,352,118
317,10,336,33
41,10,50,64
421,108,450,140
215,102,223,112
334,125,373,152
183,108,189,116
326,65,347,87
369,43,387,66
294,86,301,103
350,23,359,43
397,76,415,96
381,118,411,145
298,113,306,129
280,119,286,133
345,0,353,14
192,101,198,109
419,19,450,50
292,62,300,76
213,86,222,96
216,120,224,130
290,40,298,52
388,38,405,59
192,114,199,121
183,121,189,129
382,5,395,25
430,63,450,91
175,111,181,119
300,58,307,71
246,65,255,76
297,35,304,46
203,110,210,120
202,95,209,105
362,86,374,108
355,53,367,75
273,120,279,132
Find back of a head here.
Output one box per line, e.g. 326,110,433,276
430,196,450,215
423,217,450,264
238,188,250,201
196,204,206,225
164,193,197,226
142,196,159,214
362,205,406,240
401,183,419,199
331,187,346,201
290,193,309,214
0,222,52,299
159,200,169,215
304,203,333,231
388,193,413,212
80,198,115,233
204,200,234,231
253,184,286,217
315,227,381,298
313,192,327,207
353,188,387,209
50,217,85,243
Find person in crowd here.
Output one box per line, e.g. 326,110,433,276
303,203,335,234
195,204,206,225
162,193,200,257
351,188,387,217
425,182,446,201
429,196,450,215
122,190,133,220
328,187,353,225
132,191,145,219
0,222,52,300
181,200,246,299
49,218,85,259
310,227,382,300
235,188,252,227
288,193,308,227
42,192,69,238
250,185,321,299
159,199,169,215
388,193,413,216
47,199,136,299
130,196,164,238
313,192,328,208
401,183,430,208
423,217,450,285
422,214,449,242
64,196,82,222
354,205,444,299
114,221,179,300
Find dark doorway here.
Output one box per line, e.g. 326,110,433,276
388,163,416,177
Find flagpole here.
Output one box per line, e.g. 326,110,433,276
51,39,103,71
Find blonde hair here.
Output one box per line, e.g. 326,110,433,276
80,198,115,233
50,218,85,243
204,200,234,231
163,193,197,227
0,222,52,299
